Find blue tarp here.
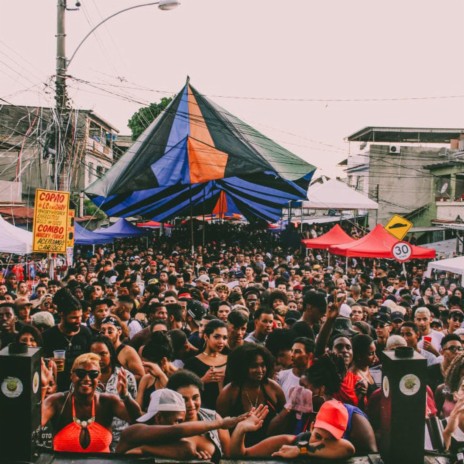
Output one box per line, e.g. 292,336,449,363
94,218,146,239
85,81,316,224
75,222,114,245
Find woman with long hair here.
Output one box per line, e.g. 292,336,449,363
99,315,145,382
184,319,228,410
217,343,285,446
41,352,141,453
350,334,378,410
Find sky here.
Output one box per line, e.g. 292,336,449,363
1,0,463,178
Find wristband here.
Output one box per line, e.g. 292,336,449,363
297,441,309,455
119,392,130,401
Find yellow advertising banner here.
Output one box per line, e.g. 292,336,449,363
33,189,70,253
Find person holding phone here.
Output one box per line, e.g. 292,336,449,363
415,307,444,356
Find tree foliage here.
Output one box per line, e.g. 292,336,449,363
127,97,172,141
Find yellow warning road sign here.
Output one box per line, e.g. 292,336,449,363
385,215,413,240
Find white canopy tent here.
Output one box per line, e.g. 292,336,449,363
0,215,33,254
304,179,379,210
426,256,464,285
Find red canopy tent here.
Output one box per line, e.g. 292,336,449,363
302,224,355,249
329,224,436,260
136,221,173,229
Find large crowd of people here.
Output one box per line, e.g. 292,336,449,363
1,221,463,460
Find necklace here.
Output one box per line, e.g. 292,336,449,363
202,351,219,358
72,397,95,429
59,326,75,349
244,390,260,409
72,396,95,450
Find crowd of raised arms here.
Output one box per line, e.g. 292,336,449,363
1,221,464,461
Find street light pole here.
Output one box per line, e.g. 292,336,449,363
54,0,180,192
55,0,69,191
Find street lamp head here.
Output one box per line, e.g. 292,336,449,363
158,0,181,11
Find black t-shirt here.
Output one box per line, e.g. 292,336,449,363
0,331,16,350
42,325,92,391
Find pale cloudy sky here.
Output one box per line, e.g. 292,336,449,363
1,0,463,177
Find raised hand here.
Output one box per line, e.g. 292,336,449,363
142,361,163,378
220,412,249,429
327,290,344,320
117,366,128,397
41,358,55,389
250,404,269,422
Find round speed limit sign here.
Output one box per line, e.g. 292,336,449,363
392,241,412,262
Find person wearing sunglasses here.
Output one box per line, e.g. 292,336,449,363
447,309,464,335
100,315,145,383
41,352,142,453
428,333,463,393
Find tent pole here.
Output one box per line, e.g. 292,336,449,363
189,185,194,255
202,189,205,249
345,256,348,274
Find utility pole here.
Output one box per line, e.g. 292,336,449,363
55,0,70,192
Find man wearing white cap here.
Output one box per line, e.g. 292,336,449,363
117,389,245,456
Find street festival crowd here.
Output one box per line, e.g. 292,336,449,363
2,221,464,461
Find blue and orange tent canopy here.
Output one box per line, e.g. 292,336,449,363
86,79,316,223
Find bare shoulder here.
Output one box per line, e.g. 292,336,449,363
266,378,283,391
98,392,121,409
221,382,239,397
46,391,67,408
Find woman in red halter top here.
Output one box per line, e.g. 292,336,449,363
41,352,142,453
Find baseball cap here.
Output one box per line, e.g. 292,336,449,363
449,308,464,315
31,311,55,329
313,400,348,439
391,311,404,322
149,261,157,266
373,313,392,325
137,389,186,423
195,274,210,284
187,300,206,322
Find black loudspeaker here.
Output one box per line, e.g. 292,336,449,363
379,348,427,464
0,345,42,462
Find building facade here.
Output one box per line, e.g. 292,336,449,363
0,105,122,210
345,127,464,233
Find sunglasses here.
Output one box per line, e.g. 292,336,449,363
373,322,390,329
451,315,464,323
73,369,100,380
445,346,464,353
